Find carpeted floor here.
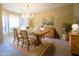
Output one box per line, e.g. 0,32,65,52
0,42,24,56
12,41,55,56
0,34,72,56
44,37,72,56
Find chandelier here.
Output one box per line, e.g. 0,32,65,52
22,4,34,19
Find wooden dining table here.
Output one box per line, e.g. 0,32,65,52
20,28,49,46
31,30,49,46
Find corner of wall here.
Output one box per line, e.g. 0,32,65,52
0,4,3,43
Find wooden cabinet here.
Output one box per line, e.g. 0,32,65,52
69,33,79,55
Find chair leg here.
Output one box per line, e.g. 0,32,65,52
27,45,29,52
13,39,15,44
13,37,16,44
33,42,36,48
17,40,19,46
22,38,24,48
22,42,24,48
34,45,36,48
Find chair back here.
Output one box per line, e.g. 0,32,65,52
21,30,29,42
13,29,18,39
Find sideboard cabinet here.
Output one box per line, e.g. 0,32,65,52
69,33,79,55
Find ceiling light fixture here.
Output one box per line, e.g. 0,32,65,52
22,4,34,19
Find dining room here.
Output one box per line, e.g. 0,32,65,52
0,3,75,56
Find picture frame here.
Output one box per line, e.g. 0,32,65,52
42,16,54,26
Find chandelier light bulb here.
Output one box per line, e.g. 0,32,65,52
22,4,34,19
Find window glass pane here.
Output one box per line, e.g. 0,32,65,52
19,17,28,29
9,15,19,32
2,14,8,33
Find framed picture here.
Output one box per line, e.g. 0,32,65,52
42,16,54,26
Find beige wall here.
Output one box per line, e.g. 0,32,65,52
34,4,74,37
1,4,75,39
0,4,3,43
73,4,79,17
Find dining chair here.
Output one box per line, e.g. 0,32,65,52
21,30,35,52
13,29,23,46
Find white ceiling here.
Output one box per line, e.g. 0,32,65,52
2,3,70,14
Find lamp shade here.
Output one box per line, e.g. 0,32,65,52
72,24,79,30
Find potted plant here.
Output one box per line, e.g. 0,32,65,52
62,23,72,41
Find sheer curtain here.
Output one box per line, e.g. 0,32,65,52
9,15,19,32
19,16,29,29
2,13,29,33
2,14,8,33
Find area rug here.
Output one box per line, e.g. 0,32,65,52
12,41,55,56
